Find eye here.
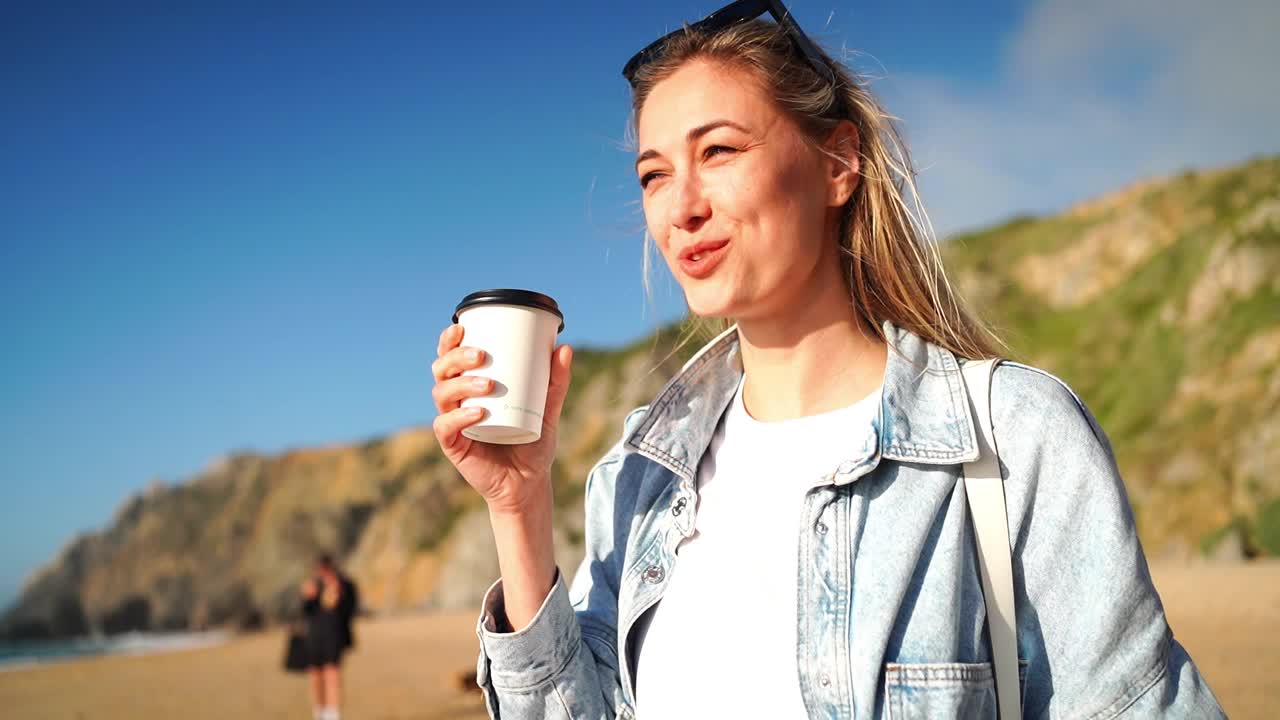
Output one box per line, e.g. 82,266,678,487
639,170,665,189
703,144,737,160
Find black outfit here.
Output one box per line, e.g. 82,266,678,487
302,574,358,668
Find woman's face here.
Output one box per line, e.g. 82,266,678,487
636,60,850,322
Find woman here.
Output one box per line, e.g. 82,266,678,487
430,3,1224,718
301,555,357,720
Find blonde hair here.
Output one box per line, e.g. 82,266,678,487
628,19,1001,361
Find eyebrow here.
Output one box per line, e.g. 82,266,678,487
635,119,751,170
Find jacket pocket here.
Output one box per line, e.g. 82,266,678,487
883,662,996,720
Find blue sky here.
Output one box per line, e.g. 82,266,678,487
1,0,1276,610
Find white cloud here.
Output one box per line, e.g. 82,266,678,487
880,0,1280,237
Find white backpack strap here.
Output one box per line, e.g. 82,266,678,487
960,358,1021,720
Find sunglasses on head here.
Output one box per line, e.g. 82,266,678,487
621,0,836,88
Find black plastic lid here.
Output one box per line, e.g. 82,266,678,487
452,289,565,333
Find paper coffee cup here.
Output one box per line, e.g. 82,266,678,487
452,289,565,445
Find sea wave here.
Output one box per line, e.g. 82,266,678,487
0,630,230,672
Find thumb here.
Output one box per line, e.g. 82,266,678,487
542,344,574,424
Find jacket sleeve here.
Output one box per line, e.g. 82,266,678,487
993,365,1225,718
341,578,358,647
342,579,358,619
474,408,648,719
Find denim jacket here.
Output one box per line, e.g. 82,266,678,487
475,322,1224,719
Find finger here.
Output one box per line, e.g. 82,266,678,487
436,324,463,359
431,375,494,413
542,345,574,425
433,406,485,452
431,345,487,381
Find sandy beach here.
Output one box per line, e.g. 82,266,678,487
2,562,1276,719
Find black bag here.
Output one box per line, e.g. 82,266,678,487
282,624,310,673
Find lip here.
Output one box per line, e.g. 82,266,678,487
677,239,730,280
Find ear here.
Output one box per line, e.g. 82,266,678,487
823,120,860,208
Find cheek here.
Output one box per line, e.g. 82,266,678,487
642,196,676,257
766,156,828,234
733,168,808,239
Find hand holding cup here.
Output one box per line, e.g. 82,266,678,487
430,290,573,515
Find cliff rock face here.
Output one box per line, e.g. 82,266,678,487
0,330,694,641
4,157,1277,641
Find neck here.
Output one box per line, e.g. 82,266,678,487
735,284,886,423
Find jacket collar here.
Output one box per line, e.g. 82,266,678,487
624,320,980,482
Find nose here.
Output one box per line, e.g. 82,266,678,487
666,171,710,234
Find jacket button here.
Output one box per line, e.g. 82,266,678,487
816,522,828,535
642,565,665,584
819,673,831,687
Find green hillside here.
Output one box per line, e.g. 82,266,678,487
944,155,1280,558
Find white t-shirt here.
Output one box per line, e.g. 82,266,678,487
635,376,883,718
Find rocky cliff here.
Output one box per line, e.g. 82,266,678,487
4,156,1277,641
0,330,694,641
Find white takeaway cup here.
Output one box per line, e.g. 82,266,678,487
452,289,565,445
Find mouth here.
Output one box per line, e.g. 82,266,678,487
677,239,730,279
679,239,730,262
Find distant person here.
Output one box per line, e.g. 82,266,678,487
430,2,1225,719
301,554,358,720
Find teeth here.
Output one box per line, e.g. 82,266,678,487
690,253,703,261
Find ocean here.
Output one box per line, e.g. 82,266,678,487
0,630,230,672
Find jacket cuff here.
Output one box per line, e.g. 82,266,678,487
477,568,581,690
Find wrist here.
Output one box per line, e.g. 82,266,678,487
487,496,553,548
486,476,553,519
487,490,557,631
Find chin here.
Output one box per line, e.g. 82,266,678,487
682,290,740,320
688,307,734,321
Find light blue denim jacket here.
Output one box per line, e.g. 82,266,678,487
475,322,1224,719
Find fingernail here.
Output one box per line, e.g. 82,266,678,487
472,377,489,389
467,407,483,416
467,349,481,362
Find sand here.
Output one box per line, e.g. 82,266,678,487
2,562,1276,719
